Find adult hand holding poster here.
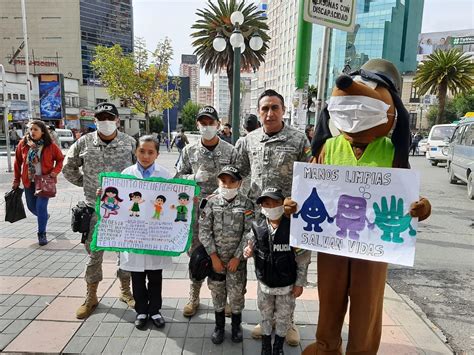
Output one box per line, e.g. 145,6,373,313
290,162,420,266
91,172,200,256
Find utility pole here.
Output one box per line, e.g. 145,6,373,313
21,0,32,120
1,64,13,172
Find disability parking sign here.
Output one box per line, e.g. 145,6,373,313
290,163,420,266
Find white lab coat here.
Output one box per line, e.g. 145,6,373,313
119,162,174,272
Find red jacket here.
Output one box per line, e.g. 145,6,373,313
13,139,64,188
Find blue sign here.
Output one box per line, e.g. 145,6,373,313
39,74,64,119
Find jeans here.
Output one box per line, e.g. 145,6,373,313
24,183,49,234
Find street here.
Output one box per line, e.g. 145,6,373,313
387,156,474,354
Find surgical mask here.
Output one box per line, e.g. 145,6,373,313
261,206,284,220
199,125,218,140
327,95,391,133
219,187,238,200
96,120,117,136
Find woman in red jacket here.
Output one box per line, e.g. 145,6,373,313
12,120,64,246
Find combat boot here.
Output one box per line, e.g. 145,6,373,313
285,322,300,346
211,311,226,344
183,282,201,317
119,277,135,308
273,335,285,355
76,282,99,319
261,335,272,355
231,313,243,343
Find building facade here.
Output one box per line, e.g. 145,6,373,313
197,86,213,107
179,54,199,103
163,76,191,133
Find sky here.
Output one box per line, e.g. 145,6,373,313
133,0,474,85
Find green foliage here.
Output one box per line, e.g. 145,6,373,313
426,100,458,127
414,49,474,125
180,100,201,132
91,37,180,133
452,89,474,117
150,115,164,134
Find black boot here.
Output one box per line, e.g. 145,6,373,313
38,232,48,246
261,335,272,355
272,335,285,355
211,311,225,344
231,313,243,343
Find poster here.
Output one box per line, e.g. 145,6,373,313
91,173,200,256
38,74,64,119
290,163,420,266
304,0,357,33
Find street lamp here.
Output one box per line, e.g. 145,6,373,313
212,11,263,144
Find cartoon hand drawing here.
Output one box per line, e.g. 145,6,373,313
373,196,416,243
170,192,190,222
129,191,145,217
333,195,372,240
100,187,123,218
152,195,167,220
293,187,334,232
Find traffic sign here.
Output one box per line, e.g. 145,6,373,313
304,0,357,33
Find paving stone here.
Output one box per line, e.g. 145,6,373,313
1,294,24,306
223,339,244,354
17,306,44,320
32,295,55,307
142,337,166,354
149,322,170,338
2,305,28,319
0,333,16,351
187,323,207,338
169,322,189,338
103,308,126,322
122,336,147,354
16,295,40,307
62,335,90,354
0,319,13,332
2,319,31,334
202,338,224,354
112,322,134,337
0,305,12,316
162,337,185,354
75,321,100,337
183,337,204,354
102,336,129,354
120,309,136,323
130,323,152,338
81,336,109,354
94,322,117,337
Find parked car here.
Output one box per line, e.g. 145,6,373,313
425,124,456,166
418,138,428,154
444,118,474,199
56,128,75,148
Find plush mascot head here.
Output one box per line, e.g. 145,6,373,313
312,58,411,168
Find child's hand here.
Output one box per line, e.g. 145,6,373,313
96,188,102,196
292,285,303,298
227,257,240,272
211,254,225,274
243,240,254,259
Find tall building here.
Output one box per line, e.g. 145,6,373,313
179,54,199,103
197,86,213,107
163,76,190,133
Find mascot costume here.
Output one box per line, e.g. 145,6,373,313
292,59,432,354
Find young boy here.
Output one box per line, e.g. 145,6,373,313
244,188,311,355
199,166,255,344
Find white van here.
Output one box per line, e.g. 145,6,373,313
426,124,456,166
56,128,75,148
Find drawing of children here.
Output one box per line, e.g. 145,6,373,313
170,192,190,222
152,195,167,219
100,187,123,218
129,191,145,217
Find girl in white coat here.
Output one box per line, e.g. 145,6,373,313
119,135,173,330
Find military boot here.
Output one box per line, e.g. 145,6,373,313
76,282,99,319
273,335,285,355
183,282,201,317
261,335,272,355
211,311,226,344
231,313,243,343
285,322,300,346
119,277,135,308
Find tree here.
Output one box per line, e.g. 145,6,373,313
426,100,458,127
191,0,270,119
150,115,164,134
452,89,474,117
91,37,180,134
180,100,201,132
413,49,474,125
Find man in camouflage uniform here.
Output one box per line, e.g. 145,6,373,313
175,106,239,317
199,166,254,344
237,89,312,345
62,103,136,319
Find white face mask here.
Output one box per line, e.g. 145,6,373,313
96,120,117,136
327,95,391,133
261,206,284,220
219,187,238,200
199,125,218,140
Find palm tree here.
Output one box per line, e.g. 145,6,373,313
191,0,270,121
414,49,474,124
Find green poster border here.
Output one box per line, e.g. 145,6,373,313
90,172,201,256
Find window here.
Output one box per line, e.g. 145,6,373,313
7,93,12,100
96,98,107,104
451,126,465,143
20,94,25,100
409,85,419,103
461,124,474,146
12,94,19,100
0,94,3,101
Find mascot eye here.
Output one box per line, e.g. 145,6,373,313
387,215,391,219
344,204,349,209
354,205,360,210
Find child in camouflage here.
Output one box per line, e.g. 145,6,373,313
198,165,255,345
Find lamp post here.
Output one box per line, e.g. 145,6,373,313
212,11,263,145
0,64,12,172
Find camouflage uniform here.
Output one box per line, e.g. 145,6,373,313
234,137,251,197
199,193,254,313
237,124,312,200
62,131,136,284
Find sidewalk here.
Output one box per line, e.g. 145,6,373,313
0,151,453,354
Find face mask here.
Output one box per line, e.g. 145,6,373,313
219,187,238,200
199,126,218,140
261,206,284,220
327,95,391,133
96,120,117,136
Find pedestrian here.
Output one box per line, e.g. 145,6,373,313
305,124,314,144
63,102,137,319
175,105,239,318
237,89,312,345
410,132,422,156
9,126,20,150
244,188,311,355
199,165,254,344
218,123,232,144
12,120,64,246
48,125,60,146
171,128,189,166
118,135,172,330
164,136,170,152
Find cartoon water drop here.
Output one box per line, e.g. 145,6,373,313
293,187,333,232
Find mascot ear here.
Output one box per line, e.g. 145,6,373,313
311,104,333,157
390,93,411,169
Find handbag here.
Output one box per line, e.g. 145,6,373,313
4,188,27,223
34,174,57,198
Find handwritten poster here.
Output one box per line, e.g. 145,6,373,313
91,172,200,256
290,163,420,266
